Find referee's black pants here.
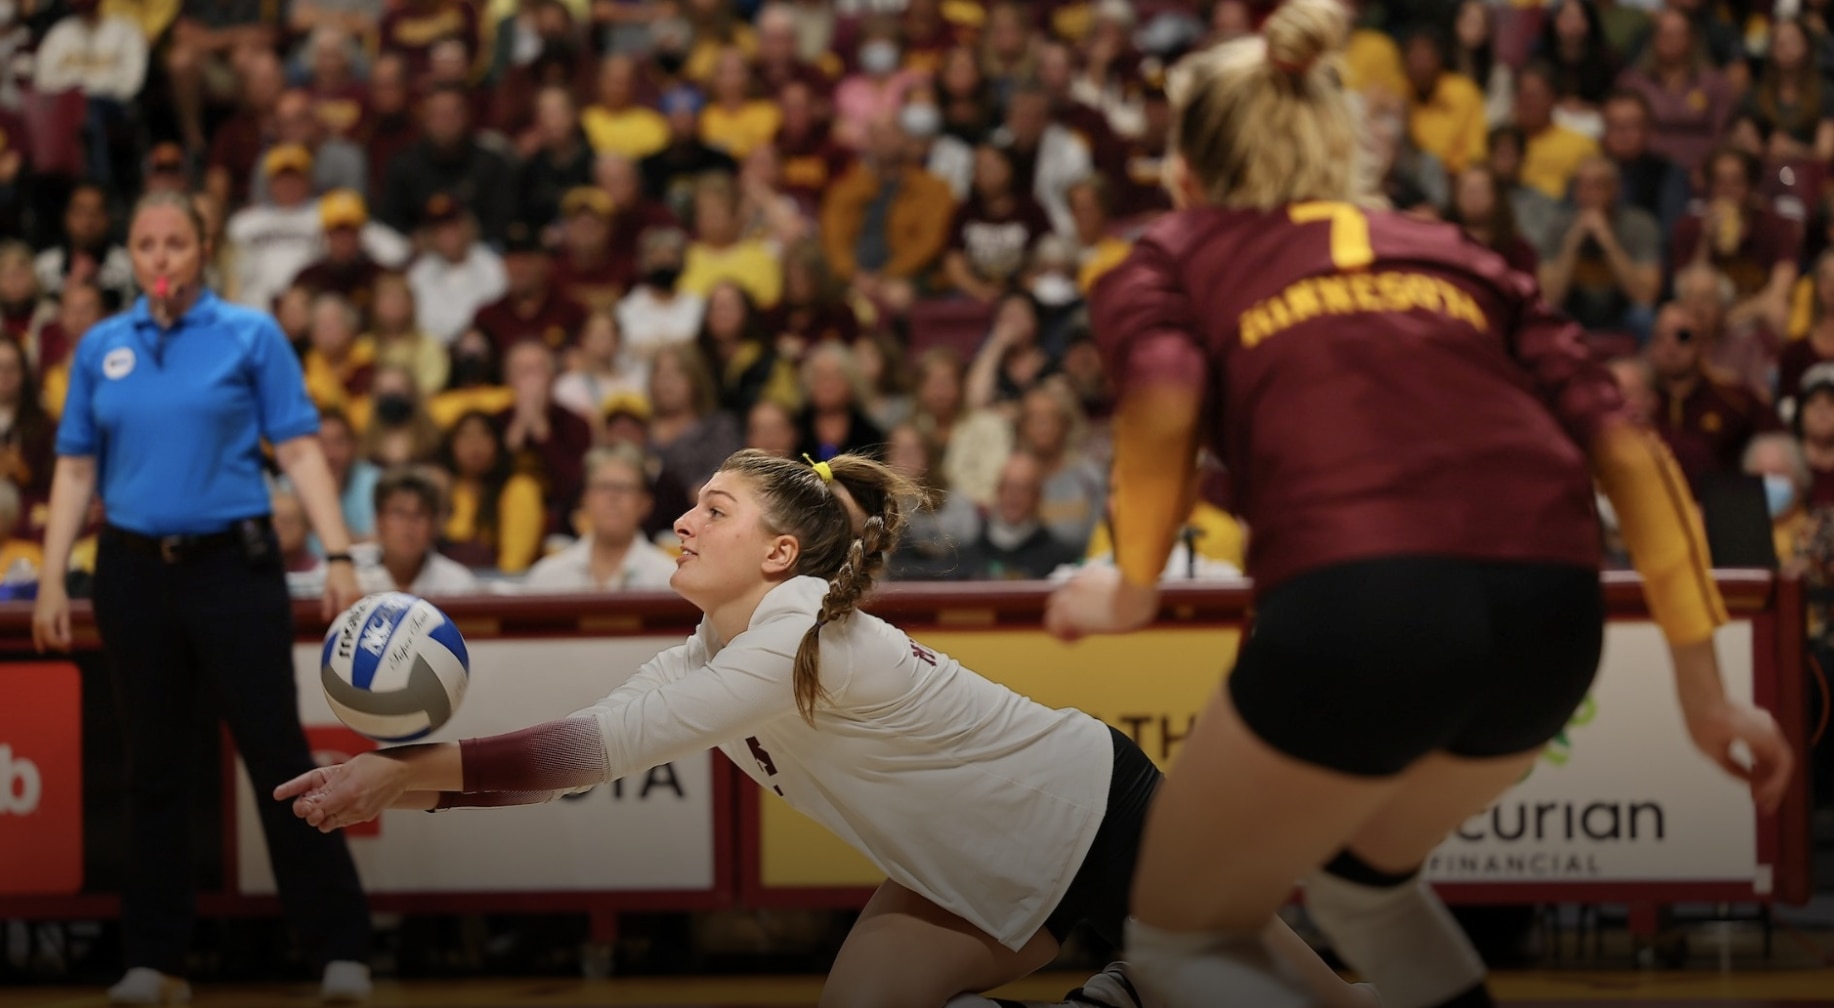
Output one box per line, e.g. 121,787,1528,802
93,530,372,975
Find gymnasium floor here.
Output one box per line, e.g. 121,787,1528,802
2,970,1834,1006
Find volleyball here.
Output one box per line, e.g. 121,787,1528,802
320,592,470,743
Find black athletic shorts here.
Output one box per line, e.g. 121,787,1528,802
1228,556,1604,778
1042,724,1162,947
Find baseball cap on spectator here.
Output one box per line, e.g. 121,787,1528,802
422,193,463,228
320,189,367,230
1801,363,1834,404
561,186,615,218
264,144,314,177
660,86,704,118
603,391,653,426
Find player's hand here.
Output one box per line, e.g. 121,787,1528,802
1669,639,1793,814
1681,697,1792,815
1045,564,1159,642
32,582,71,653
276,752,409,832
322,560,360,621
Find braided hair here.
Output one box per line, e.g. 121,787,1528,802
717,449,929,723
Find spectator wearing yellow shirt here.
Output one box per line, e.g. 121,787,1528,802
1403,28,1487,175
680,0,757,84
438,410,545,573
1071,179,1122,296
582,53,669,159
0,479,43,581
820,115,956,315
679,171,782,307
301,293,377,413
368,273,449,397
1515,62,1599,200
699,47,782,161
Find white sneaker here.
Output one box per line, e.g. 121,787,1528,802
106,967,190,1005
1067,961,1145,1007
320,960,371,1003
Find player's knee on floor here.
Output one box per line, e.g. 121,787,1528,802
1305,851,1491,1008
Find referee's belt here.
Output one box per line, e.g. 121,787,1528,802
104,518,270,564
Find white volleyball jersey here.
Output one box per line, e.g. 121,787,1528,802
568,575,1113,949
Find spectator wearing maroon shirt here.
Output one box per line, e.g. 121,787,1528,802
303,26,367,140
472,227,589,355
754,3,837,102
1793,363,1834,507
943,144,1054,303
204,48,286,211
516,85,597,231
552,187,634,314
595,152,679,265
771,81,852,216
379,0,480,84
1614,6,1734,177
354,53,419,200
1671,147,1802,337
897,0,972,78
294,191,387,321
1648,302,1781,480
762,237,858,359
495,339,593,535
1445,164,1539,277
379,85,518,246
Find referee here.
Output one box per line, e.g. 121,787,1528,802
32,192,373,1006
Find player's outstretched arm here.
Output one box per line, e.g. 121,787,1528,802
1589,421,1792,813
275,742,463,832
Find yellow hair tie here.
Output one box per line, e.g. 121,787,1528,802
803,453,834,484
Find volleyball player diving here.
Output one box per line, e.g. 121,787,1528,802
277,450,1379,1008
1043,3,1793,1008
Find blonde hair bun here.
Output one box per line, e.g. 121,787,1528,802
1263,0,1350,77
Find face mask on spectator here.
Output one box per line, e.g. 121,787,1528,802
1764,474,1797,518
647,264,682,291
655,49,687,76
1031,272,1079,308
373,392,415,426
899,102,941,139
860,41,900,76
451,354,494,387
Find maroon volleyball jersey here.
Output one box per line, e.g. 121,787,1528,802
1091,204,1629,592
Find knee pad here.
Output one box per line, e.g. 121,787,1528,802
1125,918,1311,1008
1305,853,1488,1008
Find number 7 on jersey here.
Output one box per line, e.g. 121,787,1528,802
1291,201,1374,272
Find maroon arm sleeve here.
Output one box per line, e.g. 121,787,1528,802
429,717,610,809
1500,267,1632,446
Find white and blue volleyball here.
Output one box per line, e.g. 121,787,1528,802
321,592,470,742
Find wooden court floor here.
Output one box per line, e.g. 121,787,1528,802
3,971,1834,1006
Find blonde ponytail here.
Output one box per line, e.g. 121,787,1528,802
1168,0,1368,210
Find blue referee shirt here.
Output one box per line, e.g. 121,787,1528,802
55,290,321,536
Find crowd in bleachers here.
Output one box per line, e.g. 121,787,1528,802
4,0,1834,610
